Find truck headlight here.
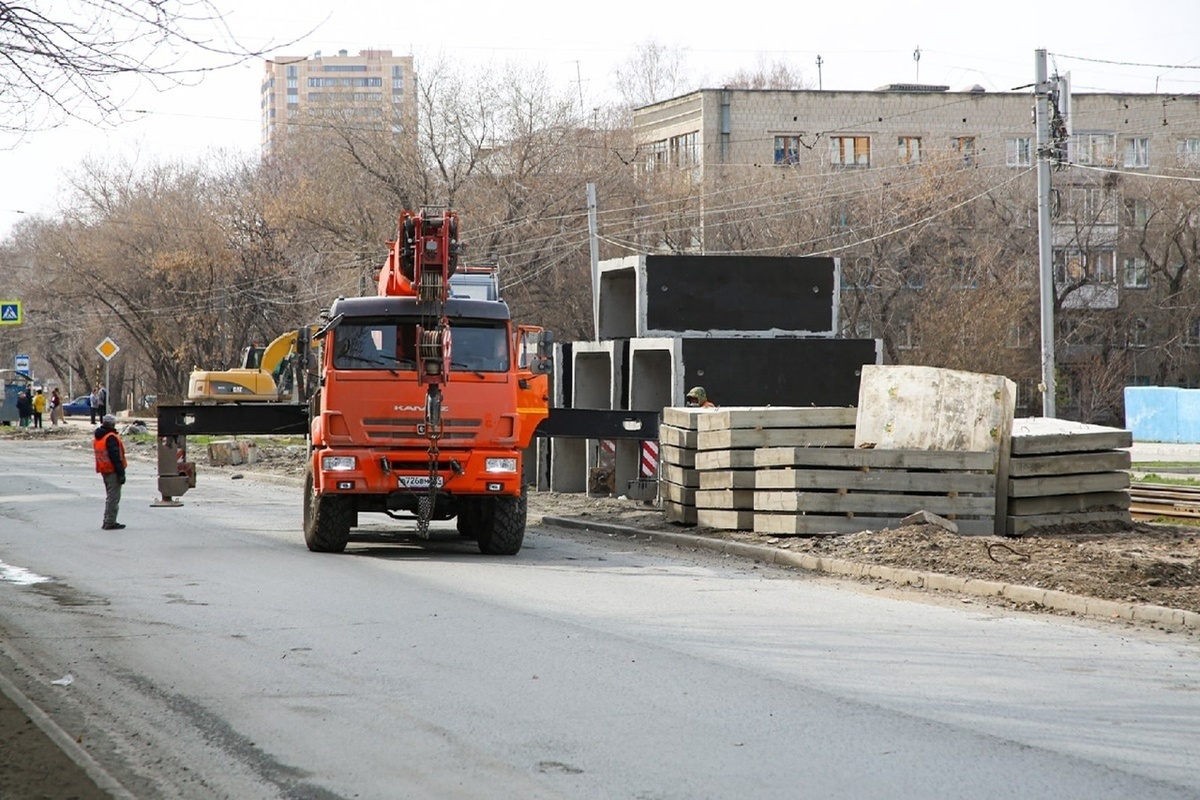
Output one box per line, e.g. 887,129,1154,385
322,456,356,471
485,457,517,473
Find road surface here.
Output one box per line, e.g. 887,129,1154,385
0,438,1198,798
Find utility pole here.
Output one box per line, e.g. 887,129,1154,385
586,183,601,340
1034,49,1057,418
815,55,823,90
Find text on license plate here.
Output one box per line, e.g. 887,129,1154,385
398,475,444,489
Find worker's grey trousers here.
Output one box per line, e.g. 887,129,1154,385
102,473,122,527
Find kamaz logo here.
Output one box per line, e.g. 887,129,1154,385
393,404,450,412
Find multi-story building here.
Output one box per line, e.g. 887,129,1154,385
260,49,416,156
632,86,1200,420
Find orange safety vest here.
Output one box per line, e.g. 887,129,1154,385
94,431,127,474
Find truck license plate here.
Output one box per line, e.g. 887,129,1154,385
399,475,444,489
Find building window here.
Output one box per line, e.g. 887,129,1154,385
670,132,698,168
392,65,404,81
1123,137,1149,168
1074,133,1115,166
1006,323,1034,349
1123,257,1150,288
1127,199,1150,227
286,65,298,78
831,136,870,168
1091,250,1116,283
896,322,921,350
843,256,875,289
897,136,921,164
1054,249,1116,283
1006,137,1032,167
901,263,925,289
953,136,976,166
1070,187,1117,224
774,135,802,166
643,140,667,172
1128,318,1149,349
1187,319,1200,347
953,257,979,289
1179,138,1200,167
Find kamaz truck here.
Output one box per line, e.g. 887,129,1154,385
303,208,552,554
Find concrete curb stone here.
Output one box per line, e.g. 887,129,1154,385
541,515,1200,632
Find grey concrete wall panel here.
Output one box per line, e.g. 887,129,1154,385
643,255,837,337
597,254,839,340
680,338,876,407
597,256,640,340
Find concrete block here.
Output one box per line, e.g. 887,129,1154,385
598,254,839,339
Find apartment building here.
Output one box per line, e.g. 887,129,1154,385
632,87,1200,419
260,49,416,156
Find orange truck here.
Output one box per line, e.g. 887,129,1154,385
302,208,552,555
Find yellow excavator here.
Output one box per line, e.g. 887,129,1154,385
187,327,315,403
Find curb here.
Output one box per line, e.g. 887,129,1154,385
540,516,1200,632
0,666,135,799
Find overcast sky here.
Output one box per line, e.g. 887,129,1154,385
2,0,1198,240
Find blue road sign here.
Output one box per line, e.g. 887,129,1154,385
0,301,21,325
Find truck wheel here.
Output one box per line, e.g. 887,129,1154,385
477,489,526,556
303,470,352,553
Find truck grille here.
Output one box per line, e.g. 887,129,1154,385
361,416,482,444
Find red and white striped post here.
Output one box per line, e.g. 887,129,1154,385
598,438,616,468
640,440,659,479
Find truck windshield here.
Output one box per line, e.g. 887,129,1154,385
331,320,509,373
332,323,411,370
451,325,509,373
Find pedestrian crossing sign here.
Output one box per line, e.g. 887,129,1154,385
0,301,21,325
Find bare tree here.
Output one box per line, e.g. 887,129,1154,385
612,40,691,110
0,0,301,136
721,57,810,90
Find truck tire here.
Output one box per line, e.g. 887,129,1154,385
303,470,352,553
476,489,526,556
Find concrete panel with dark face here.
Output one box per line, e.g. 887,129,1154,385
645,255,836,336
680,338,876,407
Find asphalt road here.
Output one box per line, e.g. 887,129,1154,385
1,438,1199,798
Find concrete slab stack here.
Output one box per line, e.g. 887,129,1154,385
752,447,996,535
1007,417,1133,534
662,406,858,530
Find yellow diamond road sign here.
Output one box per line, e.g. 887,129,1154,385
96,337,120,361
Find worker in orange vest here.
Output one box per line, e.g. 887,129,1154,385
93,414,127,530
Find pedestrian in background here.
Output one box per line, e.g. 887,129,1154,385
96,385,108,420
31,388,45,428
49,388,63,425
16,390,33,427
89,387,99,425
94,414,126,530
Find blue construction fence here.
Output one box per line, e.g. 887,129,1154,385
1124,386,1200,443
